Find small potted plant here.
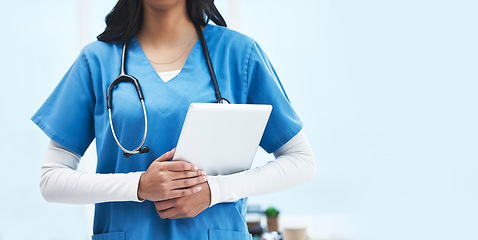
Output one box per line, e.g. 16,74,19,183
264,206,280,233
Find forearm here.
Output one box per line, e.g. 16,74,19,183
207,130,316,206
40,140,143,204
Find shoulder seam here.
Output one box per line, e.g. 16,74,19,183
79,51,97,105
244,41,255,102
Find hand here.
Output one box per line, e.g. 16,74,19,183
154,181,211,219
137,149,208,202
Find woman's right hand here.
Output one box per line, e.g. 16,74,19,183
137,149,207,202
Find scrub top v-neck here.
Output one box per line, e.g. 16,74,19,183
32,24,303,240
131,34,200,84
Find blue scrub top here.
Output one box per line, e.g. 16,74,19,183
32,24,302,240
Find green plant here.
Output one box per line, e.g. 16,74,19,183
263,207,280,218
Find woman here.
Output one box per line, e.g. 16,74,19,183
33,0,316,239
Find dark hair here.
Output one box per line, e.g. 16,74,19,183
97,0,227,42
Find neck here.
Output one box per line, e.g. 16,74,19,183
137,1,196,47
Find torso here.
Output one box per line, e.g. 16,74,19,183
84,24,255,239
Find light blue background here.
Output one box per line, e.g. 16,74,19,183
0,0,477,239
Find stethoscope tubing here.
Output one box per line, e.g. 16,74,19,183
194,24,230,104
108,99,148,156
107,42,149,157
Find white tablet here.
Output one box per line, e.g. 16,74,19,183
172,103,272,176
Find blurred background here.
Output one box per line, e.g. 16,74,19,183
1,0,477,239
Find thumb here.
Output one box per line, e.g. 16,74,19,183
154,148,176,162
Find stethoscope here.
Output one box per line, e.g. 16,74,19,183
107,24,229,158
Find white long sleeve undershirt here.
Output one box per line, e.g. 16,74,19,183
40,142,143,203
39,130,316,205
207,131,316,206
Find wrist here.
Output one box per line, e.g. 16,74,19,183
136,172,146,202
206,176,220,207
204,181,212,207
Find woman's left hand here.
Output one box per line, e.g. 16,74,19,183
154,182,211,219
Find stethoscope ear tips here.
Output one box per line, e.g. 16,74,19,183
123,146,149,158
139,146,150,154
218,98,230,104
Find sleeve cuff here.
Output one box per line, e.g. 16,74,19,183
207,175,221,206
128,171,145,202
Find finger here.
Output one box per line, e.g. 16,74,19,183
170,170,207,181
157,207,179,219
154,149,176,162
168,185,202,199
155,200,176,212
158,208,196,219
171,176,208,190
161,161,199,171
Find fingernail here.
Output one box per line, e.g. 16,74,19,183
194,186,202,192
194,165,198,170
202,176,208,181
